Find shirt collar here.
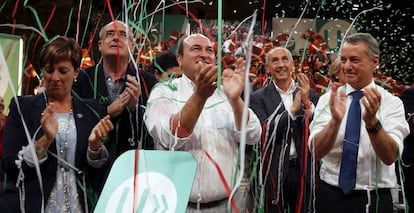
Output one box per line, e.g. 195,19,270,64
344,80,376,96
181,74,196,89
273,79,296,95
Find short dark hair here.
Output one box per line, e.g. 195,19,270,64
153,51,179,74
176,35,187,56
40,36,82,69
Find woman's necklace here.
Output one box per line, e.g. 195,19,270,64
57,109,74,213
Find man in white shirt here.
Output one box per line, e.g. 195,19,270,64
144,33,261,212
309,33,409,213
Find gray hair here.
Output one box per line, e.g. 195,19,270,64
343,33,380,59
98,20,133,41
265,47,293,65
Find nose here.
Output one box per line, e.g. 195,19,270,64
342,59,352,72
199,50,211,63
49,70,60,81
275,60,285,68
112,33,120,40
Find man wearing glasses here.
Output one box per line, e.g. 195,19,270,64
73,20,157,164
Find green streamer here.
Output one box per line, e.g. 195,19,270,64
162,1,165,42
217,0,223,89
80,0,93,47
64,8,74,37
0,0,8,14
22,33,35,70
25,5,49,41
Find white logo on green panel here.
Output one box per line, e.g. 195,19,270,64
105,172,177,212
95,150,197,213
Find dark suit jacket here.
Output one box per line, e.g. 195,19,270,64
399,87,414,164
0,94,107,213
72,63,157,158
250,81,319,211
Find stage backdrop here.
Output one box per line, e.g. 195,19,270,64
147,15,188,53
0,33,24,115
272,18,357,56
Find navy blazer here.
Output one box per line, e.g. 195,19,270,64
399,87,414,164
250,81,319,206
72,64,157,156
0,94,107,213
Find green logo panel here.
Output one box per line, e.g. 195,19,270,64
95,150,197,213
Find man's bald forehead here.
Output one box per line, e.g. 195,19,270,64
184,34,212,45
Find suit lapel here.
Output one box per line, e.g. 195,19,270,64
264,83,284,116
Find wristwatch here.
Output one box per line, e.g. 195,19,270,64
366,120,382,133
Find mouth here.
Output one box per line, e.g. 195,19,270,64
275,69,287,73
344,72,357,76
109,45,121,48
197,60,211,65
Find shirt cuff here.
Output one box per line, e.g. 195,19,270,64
22,143,48,167
87,145,109,168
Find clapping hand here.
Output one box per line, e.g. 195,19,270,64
330,83,346,122
222,58,246,101
88,115,114,147
40,102,58,143
124,74,141,111
194,62,218,100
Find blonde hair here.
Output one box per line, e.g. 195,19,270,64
328,57,341,81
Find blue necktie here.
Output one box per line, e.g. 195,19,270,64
339,90,364,194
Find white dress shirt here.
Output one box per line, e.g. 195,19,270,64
144,74,262,203
273,79,315,159
309,81,410,190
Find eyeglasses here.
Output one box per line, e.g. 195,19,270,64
102,30,129,40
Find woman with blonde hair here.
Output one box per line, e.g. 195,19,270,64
328,57,345,85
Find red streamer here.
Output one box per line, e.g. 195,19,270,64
295,107,311,213
133,149,139,213
31,5,56,61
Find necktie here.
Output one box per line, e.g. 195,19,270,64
339,90,364,194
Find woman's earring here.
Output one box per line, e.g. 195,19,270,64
74,76,77,82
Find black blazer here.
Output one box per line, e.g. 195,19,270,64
399,87,414,164
72,63,157,156
0,94,107,213
250,81,319,207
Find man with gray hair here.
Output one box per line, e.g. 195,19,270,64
309,33,409,212
250,47,319,212
73,20,157,161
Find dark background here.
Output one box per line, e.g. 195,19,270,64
0,0,413,91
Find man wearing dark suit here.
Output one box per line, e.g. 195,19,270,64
399,86,414,213
72,20,157,160
250,47,319,213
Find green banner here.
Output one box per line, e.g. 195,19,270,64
0,33,23,115
95,150,197,213
147,15,187,43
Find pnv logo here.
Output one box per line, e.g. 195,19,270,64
104,172,178,213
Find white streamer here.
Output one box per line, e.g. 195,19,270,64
0,45,45,212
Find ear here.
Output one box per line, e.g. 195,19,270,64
176,54,183,67
372,55,379,65
98,40,102,51
128,40,134,51
371,55,380,71
264,63,271,73
289,61,296,71
74,67,80,76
